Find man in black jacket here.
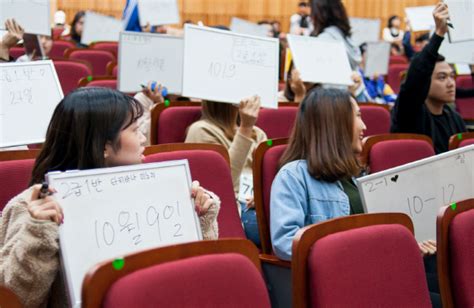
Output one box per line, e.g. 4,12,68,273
391,2,466,154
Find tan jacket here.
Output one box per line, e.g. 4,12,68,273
185,120,267,194
0,187,220,307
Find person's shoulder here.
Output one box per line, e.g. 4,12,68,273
279,159,308,177
188,119,215,131
2,186,34,216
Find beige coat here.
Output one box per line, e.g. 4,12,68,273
0,187,220,307
185,120,267,195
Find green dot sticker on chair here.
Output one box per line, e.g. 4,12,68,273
451,203,457,211
457,134,463,140
266,139,273,146
164,99,170,107
112,258,125,270
87,75,93,82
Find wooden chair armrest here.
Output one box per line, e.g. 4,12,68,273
259,254,291,268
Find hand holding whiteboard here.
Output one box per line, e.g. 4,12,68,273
287,34,353,85
46,160,202,308
81,11,123,45
138,0,180,27
118,31,183,94
0,60,63,148
182,24,279,108
364,41,391,77
0,0,50,35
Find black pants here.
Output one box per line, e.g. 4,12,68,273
424,254,442,308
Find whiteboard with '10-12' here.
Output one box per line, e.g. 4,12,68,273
118,31,183,94
356,145,474,241
46,160,202,308
0,60,63,148
182,24,279,109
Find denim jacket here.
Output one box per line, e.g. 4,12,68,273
270,160,350,261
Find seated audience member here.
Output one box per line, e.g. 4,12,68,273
0,88,220,307
16,34,53,62
0,19,23,62
403,30,430,60
383,15,405,47
70,11,87,48
357,43,397,105
290,2,314,36
185,97,267,246
391,3,467,154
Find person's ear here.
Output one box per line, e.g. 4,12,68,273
104,142,112,160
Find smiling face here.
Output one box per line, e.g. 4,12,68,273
104,120,146,167
428,61,456,104
351,98,367,154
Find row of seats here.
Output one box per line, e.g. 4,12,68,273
1,202,472,307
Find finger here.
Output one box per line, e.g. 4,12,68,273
30,184,43,201
428,239,437,246
199,192,210,208
418,243,429,255
421,242,436,254
195,187,204,206
199,199,214,216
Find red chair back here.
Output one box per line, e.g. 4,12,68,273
253,138,288,254
53,60,92,95
144,144,245,238
89,41,118,57
389,55,408,65
437,199,474,308
449,132,474,150
387,64,409,94
292,213,431,308
359,103,391,136
255,104,298,139
82,239,270,308
0,159,36,211
455,75,474,121
78,76,117,89
9,47,25,59
65,48,116,76
50,40,75,58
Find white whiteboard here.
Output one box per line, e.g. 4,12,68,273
287,34,353,86
138,0,180,27
439,39,474,64
446,0,474,43
118,31,183,94
350,18,381,46
81,11,123,45
0,60,63,148
182,24,279,108
230,17,270,38
364,41,391,77
0,0,50,35
46,160,202,308
356,145,474,241
405,6,436,32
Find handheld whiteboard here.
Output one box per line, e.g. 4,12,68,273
0,60,63,148
356,145,474,241
182,24,279,109
445,0,474,43
350,18,381,46
0,0,50,35
405,6,436,32
287,34,353,86
46,160,202,308
81,11,123,45
118,31,183,94
23,34,45,60
137,0,180,27
230,17,271,38
364,41,391,77
439,39,474,64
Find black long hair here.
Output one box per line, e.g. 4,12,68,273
70,11,85,43
30,87,143,185
311,0,352,37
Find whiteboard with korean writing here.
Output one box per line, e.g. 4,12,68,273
138,0,180,27
0,60,63,148
287,34,353,85
405,6,435,32
446,0,474,43
439,39,474,64
230,17,270,38
0,0,50,35
364,41,391,77
182,24,279,108
81,11,123,45
46,160,202,308
350,18,381,46
118,31,183,93
356,145,474,241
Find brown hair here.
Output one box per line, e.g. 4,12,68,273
201,101,239,140
311,0,352,37
279,87,360,182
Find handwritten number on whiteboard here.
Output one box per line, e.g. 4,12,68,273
146,206,161,241
174,224,183,237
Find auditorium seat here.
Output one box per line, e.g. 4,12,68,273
292,213,431,308
50,40,75,58
82,239,270,308
448,132,474,150
144,143,245,238
358,103,391,136
89,41,118,58
9,47,25,60
361,133,435,173
437,199,474,308
78,76,117,89
106,61,118,77
387,64,409,94
65,48,116,76
53,59,93,95
255,103,298,139
455,75,474,122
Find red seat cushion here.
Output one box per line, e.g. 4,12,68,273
144,150,244,238
387,64,409,94
308,224,431,307
90,42,118,57
360,106,391,136
449,209,474,307
459,139,474,148
369,140,435,173
50,40,75,58
68,50,116,76
54,61,92,95
104,253,270,307
256,107,298,139
86,79,117,89
0,159,35,211
157,107,202,144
